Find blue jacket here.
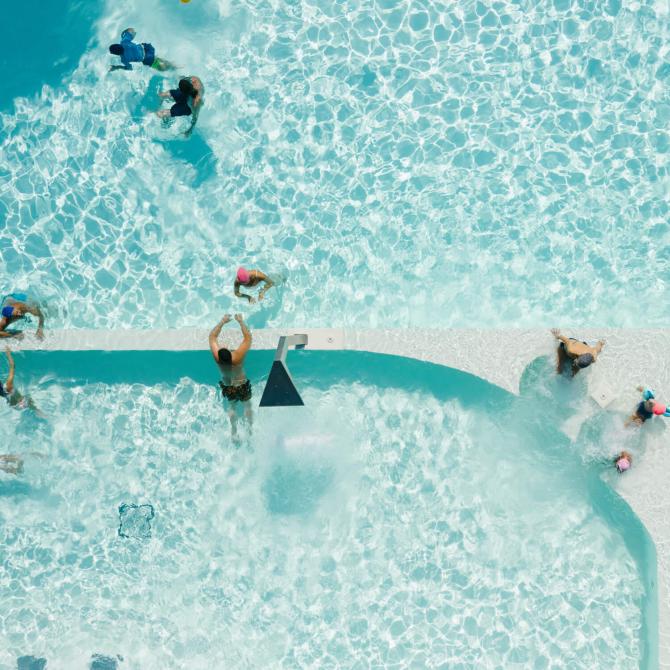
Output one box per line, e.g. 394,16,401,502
119,30,144,70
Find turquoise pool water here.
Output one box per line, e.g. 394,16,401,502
0,351,655,668
1,0,669,329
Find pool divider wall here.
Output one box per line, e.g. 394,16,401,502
11,327,670,668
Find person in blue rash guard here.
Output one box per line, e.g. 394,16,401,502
109,28,175,72
0,294,44,340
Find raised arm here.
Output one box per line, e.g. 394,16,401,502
209,315,231,361
232,314,252,362
550,328,569,345
5,348,15,393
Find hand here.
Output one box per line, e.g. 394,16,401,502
248,296,256,304
258,291,265,302
598,339,605,347
636,386,645,392
36,328,44,341
221,314,232,324
550,328,561,338
234,314,244,324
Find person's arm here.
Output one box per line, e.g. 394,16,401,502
5,348,15,394
209,315,231,361
234,280,255,303
258,274,274,301
595,339,605,354
550,328,569,345
184,97,202,137
26,305,44,339
232,314,252,362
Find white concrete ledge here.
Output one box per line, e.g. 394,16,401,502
9,326,670,666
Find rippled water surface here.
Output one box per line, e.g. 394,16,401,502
1,0,669,329
0,352,651,668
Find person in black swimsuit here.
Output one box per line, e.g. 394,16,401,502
551,329,605,377
209,314,253,441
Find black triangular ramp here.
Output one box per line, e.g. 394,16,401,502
260,360,304,407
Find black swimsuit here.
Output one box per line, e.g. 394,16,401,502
169,89,192,117
219,379,252,402
636,401,653,421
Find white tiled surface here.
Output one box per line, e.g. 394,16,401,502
10,327,670,664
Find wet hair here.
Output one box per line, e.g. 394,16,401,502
109,44,124,56
217,348,232,364
575,353,594,369
179,78,196,98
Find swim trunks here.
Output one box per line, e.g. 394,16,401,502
169,89,192,117
219,379,252,402
142,43,156,67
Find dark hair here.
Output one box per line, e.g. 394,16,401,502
0,381,6,399
109,44,124,56
575,353,595,369
217,348,232,364
179,78,196,98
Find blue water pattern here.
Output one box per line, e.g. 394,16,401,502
0,0,668,329
0,350,654,667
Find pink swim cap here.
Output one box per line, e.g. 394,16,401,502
237,267,250,283
653,403,667,416
616,457,631,472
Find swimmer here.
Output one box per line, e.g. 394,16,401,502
0,294,44,340
234,267,276,304
614,451,632,473
209,314,252,440
109,28,175,72
1,348,41,414
157,76,204,137
550,329,604,377
625,386,670,427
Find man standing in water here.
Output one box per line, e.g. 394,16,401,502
157,76,204,137
0,294,45,340
209,314,252,441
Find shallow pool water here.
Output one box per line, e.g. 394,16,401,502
0,351,653,668
0,0,668,329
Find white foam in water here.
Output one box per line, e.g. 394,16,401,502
1,0,669,328
0,376,644,668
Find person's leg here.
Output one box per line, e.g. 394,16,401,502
152,57,176,72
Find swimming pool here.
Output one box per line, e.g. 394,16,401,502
1,0,669,329
0,350,655,668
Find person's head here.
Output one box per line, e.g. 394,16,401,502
109,44,124,56
236,267,251,285
217,348,232,365
575,353,594,369
615,453,631,473
179,78,196,98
